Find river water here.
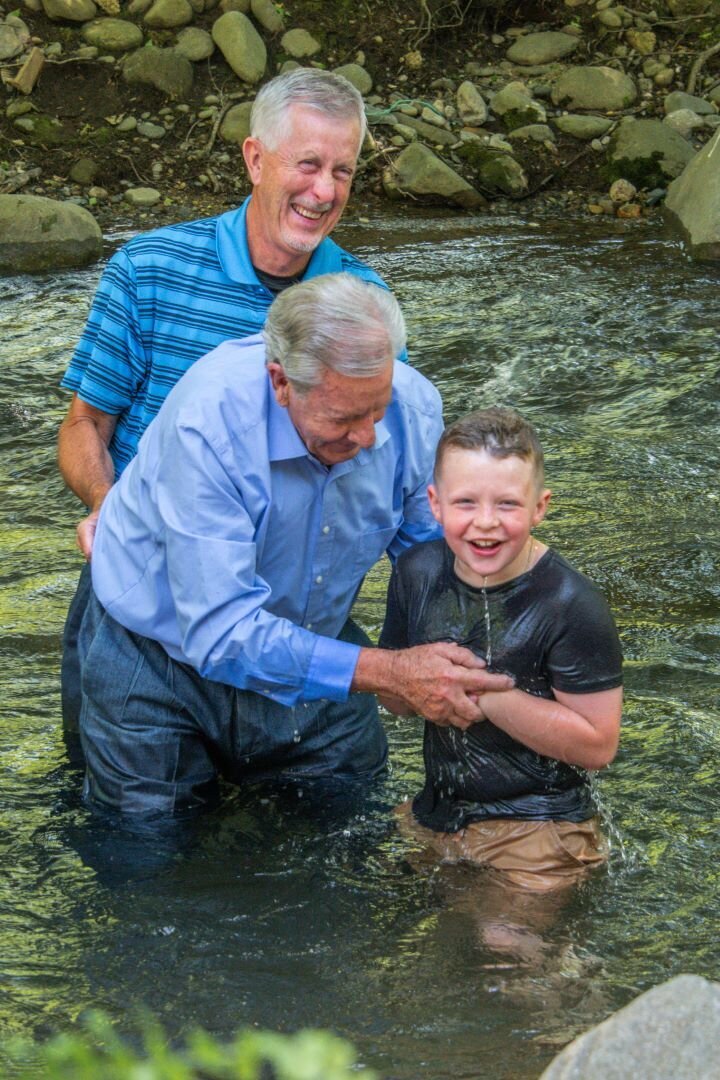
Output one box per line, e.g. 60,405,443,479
1,207,719,1078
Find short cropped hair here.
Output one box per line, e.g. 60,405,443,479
263,273,405,392
435,407,545,488
251,68,366,151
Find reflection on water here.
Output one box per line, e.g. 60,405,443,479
1,209,719,1077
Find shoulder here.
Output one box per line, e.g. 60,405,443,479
119,214,221,270
543,551,611,606
391,360,443,418
395,538,447,578
165,335,268,430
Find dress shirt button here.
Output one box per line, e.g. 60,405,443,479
322,525,330,534
306,622,313,630
315,575,323,584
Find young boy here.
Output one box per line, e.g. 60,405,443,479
379,407,623,892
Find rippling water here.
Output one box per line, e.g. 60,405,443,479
1,208,718,1078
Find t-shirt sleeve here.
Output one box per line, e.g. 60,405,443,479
378,561,410,650
547,582,623,694
60,247,148,414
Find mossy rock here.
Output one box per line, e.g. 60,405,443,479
503,106,543,132
16,114,71,146
600,152,667,190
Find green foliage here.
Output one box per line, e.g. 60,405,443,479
2,1010,377,1080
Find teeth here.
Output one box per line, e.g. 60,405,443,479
472,541,497,548
293,205,323,220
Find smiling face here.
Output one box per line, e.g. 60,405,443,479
268,358,394,467
428,448,551,588
243,105,361,277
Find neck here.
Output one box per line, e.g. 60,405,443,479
245,199,312,278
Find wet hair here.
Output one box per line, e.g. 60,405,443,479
435,407,545,488
250,68,366,151
262,272,405,391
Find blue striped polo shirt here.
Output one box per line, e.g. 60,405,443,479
61,197,392,478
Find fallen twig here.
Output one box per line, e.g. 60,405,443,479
686,38,720,95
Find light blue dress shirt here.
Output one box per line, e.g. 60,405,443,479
91,336,443,707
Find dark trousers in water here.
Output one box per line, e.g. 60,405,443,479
78,590,387,816
61,561,93,764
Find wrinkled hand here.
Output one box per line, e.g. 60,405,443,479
76,508,100,560
389,642,512,730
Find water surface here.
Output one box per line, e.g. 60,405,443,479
1,207,719,1077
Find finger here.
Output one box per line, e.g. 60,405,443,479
461,670,514,692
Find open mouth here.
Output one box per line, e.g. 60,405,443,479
469,540,502,556
292,203,325,221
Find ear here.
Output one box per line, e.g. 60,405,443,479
532,488,551,527
242,136,264,186
427,483,443,524
267,362,290,407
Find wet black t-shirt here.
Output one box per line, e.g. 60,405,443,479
379,540,623,832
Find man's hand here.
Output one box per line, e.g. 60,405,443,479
77,508,101,560
353,643,513,730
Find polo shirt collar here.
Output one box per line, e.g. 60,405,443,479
216,197,345,285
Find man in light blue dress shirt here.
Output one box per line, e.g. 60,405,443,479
79,274,512,816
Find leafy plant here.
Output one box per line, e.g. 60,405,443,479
2,1010,377,1080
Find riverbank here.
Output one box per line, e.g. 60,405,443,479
1,0,718,233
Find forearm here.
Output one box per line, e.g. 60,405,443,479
58,396,117,510
480,689,619,770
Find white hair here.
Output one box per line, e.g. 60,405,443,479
250,68,366,151
263,273,406,392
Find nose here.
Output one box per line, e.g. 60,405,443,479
348,413,376,449
311,169,336,206
473,503,498,530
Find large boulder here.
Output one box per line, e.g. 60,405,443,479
0,195,102,274
664,129,720,261
491,84,546,130
383,142,487,210
122,45,194,98
541,974,720,1079
82,17,144,51
552,66,637,111
212,10,266,83
506,31,579,66
605,117,696,187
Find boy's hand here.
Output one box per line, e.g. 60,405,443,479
353,644,513,729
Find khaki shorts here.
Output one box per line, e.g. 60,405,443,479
395,801,608,893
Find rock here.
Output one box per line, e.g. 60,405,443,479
42,0,97,19
117,114,137,130
122,45,194,98
625,29,656,54
219,0,249,9
456,81,487,126
506,31,579,66
508,123,555,142
250,0,283,33
127,0,153,12
617,202,641,218
389,113,457,146
211,11,266,83
420,105,448,128
664,129,720,260
491,85,546,130
654,67,675,88
218,99,252,144
609,177,636,203
6,100,34,118
144,0,193,28
666,0,712,13
541,975,720,1078
0,22,27,60
554,114,614,139
383,141,486,209
0,194,102,274
123,186,162,205
664,108,707,138
552,66,637,111
663,90,717,116
333,62,372,95
596,8,623,27
175,26,214,60
82,17,144,51
606,117,696,187
472,147,528,196
137,120,166,138
69,156,98,183
281,27,320,58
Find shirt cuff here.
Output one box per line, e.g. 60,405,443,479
304,635,362,702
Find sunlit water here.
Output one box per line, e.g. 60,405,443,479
1,207,719,1078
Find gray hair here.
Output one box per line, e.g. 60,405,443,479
263,273,406,392
251,68,366,151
